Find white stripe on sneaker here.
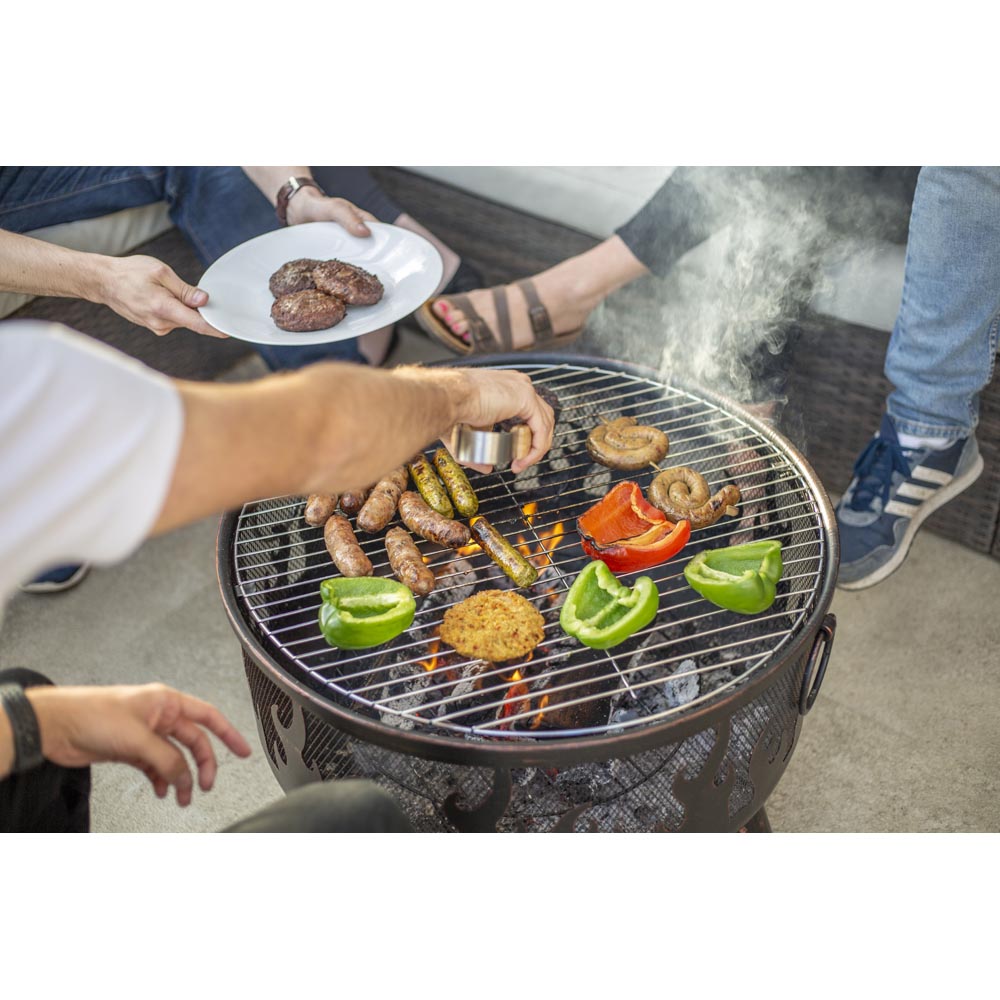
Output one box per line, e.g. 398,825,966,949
910,466,952,485
838,453,984,591
884,500,918,517
897,481,939,501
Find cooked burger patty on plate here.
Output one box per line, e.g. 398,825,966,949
268,258,322,297
312,260,384,305
271,289,347,332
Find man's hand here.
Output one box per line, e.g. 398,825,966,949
26,683,252,806
285,185,377,237
448,368,556,474
94,255,226,339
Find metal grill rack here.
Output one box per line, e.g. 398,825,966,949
229,358,831,743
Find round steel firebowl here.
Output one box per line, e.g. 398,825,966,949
217,354,839,831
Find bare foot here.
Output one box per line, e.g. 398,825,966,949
431,265,598,350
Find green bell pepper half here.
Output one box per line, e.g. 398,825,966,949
560,560,660,650
318,577,416,649
683,539,783,615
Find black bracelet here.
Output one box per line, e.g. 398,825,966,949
0,683,45,774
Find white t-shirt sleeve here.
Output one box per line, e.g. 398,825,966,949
0,321,184,602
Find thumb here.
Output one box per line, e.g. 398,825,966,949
157,265,209,308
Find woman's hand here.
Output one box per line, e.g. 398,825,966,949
93,255,226,339
27,683,252,806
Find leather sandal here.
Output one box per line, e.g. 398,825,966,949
415,278,583,356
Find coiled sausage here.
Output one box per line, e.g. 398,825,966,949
648,467,741,529
587,417,669,471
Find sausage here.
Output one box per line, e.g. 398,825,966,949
339,488,370,517
385,526,436,596
407,454,454,518
323,515,373,577
356,466,408,533
398,491,471,549
304,494,339,527
470,516,539,588
433,447,479,517
586,416,669,471
648,467,741,529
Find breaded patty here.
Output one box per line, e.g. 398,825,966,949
271,289,347,332
269,258,322,297
312,259,384,305
440,590,545,662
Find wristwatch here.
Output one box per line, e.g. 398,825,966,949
275,176,324,226
0,683,44,773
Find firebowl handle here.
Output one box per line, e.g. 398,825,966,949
798,613,836,715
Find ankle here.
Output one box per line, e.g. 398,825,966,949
536,262,603,322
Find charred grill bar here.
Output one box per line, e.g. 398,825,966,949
217,355,839,831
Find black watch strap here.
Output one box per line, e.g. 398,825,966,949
275,176,324,226
0,683,45,773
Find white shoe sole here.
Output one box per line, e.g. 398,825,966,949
20,564,91,594
837,453,984,591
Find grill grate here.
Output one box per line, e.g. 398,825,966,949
229,360,829,744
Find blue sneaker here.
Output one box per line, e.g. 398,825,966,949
20,563,91,594
835,415,983,590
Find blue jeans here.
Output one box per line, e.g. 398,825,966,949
0,166,405,369
885,167,1000,441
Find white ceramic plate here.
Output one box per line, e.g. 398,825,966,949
197,221,443,345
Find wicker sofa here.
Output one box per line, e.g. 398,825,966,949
5,166,999,556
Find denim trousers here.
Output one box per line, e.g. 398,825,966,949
885,166,1000,441
0,166,404,369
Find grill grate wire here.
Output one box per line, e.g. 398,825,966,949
230,361,828,742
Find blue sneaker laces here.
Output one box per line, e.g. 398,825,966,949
848,433,912,511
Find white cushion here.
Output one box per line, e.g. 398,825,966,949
405,166,674,239
0,202,174,319
809,239,905,333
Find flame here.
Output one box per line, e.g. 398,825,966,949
499,668,531,725
457,515,482,557
530,694,550,731
418,638,441,673
522,501,538,524
515,516,567,570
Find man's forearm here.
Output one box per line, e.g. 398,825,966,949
0,229,107,301
153,362,464,535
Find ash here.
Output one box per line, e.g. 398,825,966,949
608,634,703,734
424,557,476,607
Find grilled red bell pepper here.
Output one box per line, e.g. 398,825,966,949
581,518,691,573
577,480,665,546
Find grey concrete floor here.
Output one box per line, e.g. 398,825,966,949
3,328,999,832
